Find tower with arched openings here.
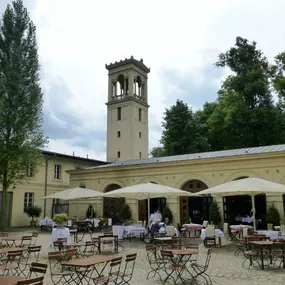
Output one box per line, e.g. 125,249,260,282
105,57,150,162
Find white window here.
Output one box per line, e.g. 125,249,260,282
24,192,34,212
26,164,35,177
54,164,62,180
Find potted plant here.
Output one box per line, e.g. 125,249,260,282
25,205,42,227
53,213,69,228
266,204,280,227
162,206,173,224
86,204,96,219
209,201,221,227
119,203,132,225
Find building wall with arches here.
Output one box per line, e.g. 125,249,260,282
69,153,285,224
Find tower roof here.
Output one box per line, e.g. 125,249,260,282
105,56,150,73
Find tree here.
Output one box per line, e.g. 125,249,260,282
159,100,210,156
0,0,47,229
150,146,165,158
207,37,285,149
266,204,280,227
209,201,221,226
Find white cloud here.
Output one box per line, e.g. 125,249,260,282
2,0,285,160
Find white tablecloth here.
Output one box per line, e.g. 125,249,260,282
39,218,55,227
256,230,284,240
201,229,224,240
182,223,203,230
230,225,253,231
85,219,102,227
52,228,70,242
112,225,147,239
242,217,261,224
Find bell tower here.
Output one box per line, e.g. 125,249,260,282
105,56,150,162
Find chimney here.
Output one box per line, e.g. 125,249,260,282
87,154,88,158
73,151,75,156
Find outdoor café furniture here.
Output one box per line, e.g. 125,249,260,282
229,225,253,240
190,249,212,285
52,227,70,243
61,255,116,284
0,276,25,285
182,223,203,238
98,234,119,254
255,230,284,241
69,229,78,243
2,236,25,248
170,248,199,265
0,249,23,275
248,240,285,270
145,244,165,282
201,228,224,247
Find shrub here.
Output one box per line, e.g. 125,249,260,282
266,204,280,226
162,206,173,223
209,201,221,226
53,213,69,225
25,205,42,221
119,203,132,224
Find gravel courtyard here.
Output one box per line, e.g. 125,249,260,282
6,230,285,285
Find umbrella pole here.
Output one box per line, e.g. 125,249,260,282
251,195,256,231
147,197,150,226
77,200,79,221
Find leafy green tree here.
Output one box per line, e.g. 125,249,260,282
209,201,221,226
160,100,210,156
150,146,165,158
266,204,280,227
0,0,47,229
207,37,285,149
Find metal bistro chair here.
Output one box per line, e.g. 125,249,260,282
117,253,137,285
17,276,44,285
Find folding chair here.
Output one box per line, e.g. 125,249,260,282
117,253,137,285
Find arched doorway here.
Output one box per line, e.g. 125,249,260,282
223,176,266,229
103,184,125,225
180,180,211,225
138,182,166,221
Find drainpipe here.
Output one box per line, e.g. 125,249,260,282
43,158,49,218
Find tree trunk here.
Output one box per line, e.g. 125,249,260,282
1,183,8,231
1,167,9,231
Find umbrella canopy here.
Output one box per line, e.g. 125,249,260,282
197,178,285,196
197,177,285,230
39,187,103,200
102,182,196,222
102,182,196,200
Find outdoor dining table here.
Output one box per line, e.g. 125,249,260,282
170,249,199,265
182,224,203,238
0,276,25,285
1,236,23,248
249,241,285,270
61,255,116,284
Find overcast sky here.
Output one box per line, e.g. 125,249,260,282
1,0,285,161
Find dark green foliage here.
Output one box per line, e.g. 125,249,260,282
0,0,47,229
152,36,285,157
24,205,42,221
266,204,280,226
86,204,96,218
160,100,210,156
162,206,173,223
209,201,221,226
150,146,166,158
119,203,132,224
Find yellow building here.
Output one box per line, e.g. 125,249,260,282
66,57,285,228
68,144,285,227
3,150,106,227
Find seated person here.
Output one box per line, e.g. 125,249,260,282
159,223,166,235
150,222,160,236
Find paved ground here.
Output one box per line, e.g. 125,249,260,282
4,230,285,284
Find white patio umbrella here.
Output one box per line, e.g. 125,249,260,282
38,187,104,219
197,177,285,230
102,182,197,221
40,187,103,200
